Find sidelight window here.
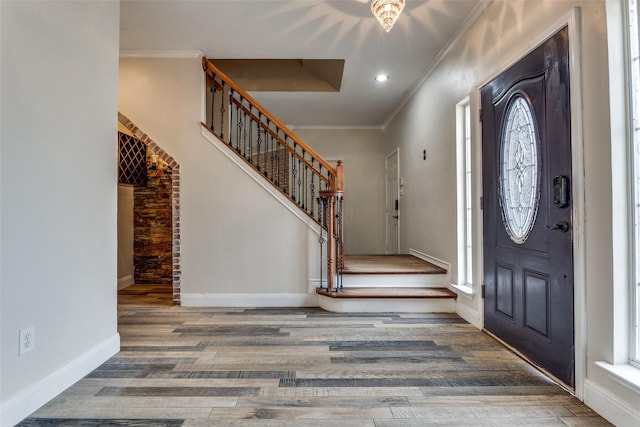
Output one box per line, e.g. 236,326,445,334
456,97,473,290
629,0,640,366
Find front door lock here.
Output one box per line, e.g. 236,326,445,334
545,221,570,232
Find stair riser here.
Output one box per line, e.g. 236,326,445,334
318,295,455,313
341,273,447,288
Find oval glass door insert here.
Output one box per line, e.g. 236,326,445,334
500,95,540,244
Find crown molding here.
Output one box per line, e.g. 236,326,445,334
119,50,203,59
382,0,492,129
288,124,385,131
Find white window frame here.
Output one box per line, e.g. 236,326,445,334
628,0,640,368
455,97,473,294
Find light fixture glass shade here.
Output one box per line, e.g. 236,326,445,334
371,0,405,32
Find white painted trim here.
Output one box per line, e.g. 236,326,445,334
382,0,492,128
567,8,587,401
119,49,203,59
475,8,587,400
201,125,320,234
308,278,327,293
181,293,318,307
595,361,640,393
456,298,483,329
449,283,474,299
409,248,451,271
385,148,400,254
0,334,120,427
584,378,640,427
117,274,134,290
318,295,455,314
343,273,447,288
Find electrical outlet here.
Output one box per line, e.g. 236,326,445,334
19,326,35,356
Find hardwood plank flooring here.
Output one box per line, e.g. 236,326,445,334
343,255,447,275
19,286,610,426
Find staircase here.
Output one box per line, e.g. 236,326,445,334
202,58,455,313
316,254,456,313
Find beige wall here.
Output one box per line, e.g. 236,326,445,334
117,185,134,280
0,1,120,424
384,0,637,422
293,128,386,254
119,58,320,299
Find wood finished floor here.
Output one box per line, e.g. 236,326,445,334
343,255,447,275
20,285,610,426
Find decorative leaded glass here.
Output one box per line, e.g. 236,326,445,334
500,95,540,244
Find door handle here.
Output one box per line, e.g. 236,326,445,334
545,221,569,232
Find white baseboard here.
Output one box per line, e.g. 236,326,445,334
456,299,482,329
584,378,640,427
117,274,134,290
308,279,327,293
409,248,451,271
0,334,120,427
181,293,318,307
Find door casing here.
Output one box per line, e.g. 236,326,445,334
385,148,400,254
474,8,586,398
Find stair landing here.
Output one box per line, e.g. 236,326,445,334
343,254,447,275
317,254,456,313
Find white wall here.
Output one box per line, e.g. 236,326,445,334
0,1,120,425
117,185,134,282
119,58,320,303
293,128,386,254
383,0,639,424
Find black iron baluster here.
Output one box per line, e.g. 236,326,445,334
301,149,306,210
264,120,269,176
229,89,234,148
248,106,253,164
283,136,288,194
291,143,297,202
242,106,251,159
297,155,302,209
276,129,281,188
210,74,216,132
256,113,262,171
237,96,243,154
219,81,226,139
316,165,322,222
310,160,315,217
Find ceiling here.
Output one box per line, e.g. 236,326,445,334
120,0,485,127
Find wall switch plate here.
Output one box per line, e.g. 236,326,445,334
19,326,35,355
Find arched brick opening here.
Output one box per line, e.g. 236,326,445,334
118,112,181,305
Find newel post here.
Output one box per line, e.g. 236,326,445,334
320,160,345,292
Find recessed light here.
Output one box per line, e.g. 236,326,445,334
375,74,390,82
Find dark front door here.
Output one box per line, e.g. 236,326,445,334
481,27,574,387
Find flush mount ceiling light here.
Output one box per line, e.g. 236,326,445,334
375,74,390,82
371,0,405,32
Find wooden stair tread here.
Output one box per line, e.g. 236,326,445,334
316,287,457,299
343,254,447,275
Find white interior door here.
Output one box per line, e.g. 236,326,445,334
385,149,399,254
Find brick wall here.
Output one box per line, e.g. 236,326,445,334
134,173,173,284
119,112,181,304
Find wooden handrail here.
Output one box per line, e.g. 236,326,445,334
231,97,331,185
203,57,337,178
203,56,345,293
